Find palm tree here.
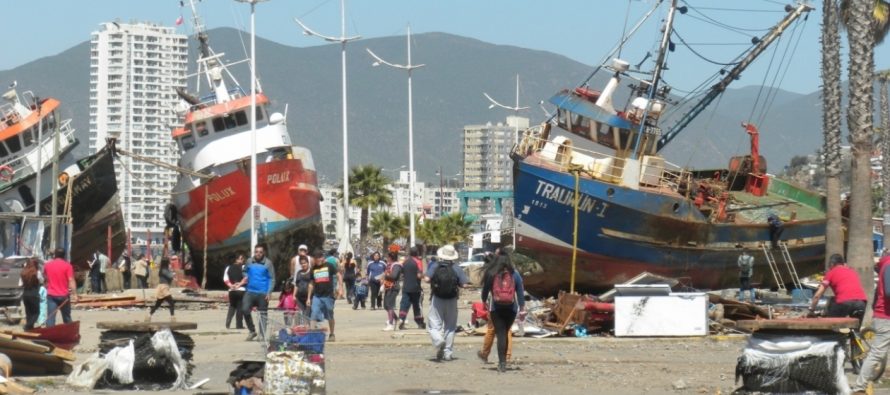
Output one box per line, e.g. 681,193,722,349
840,0,888,303
369,211,405,248
343,165,392,243
439,213,473,244
878,69,890,249
822,0,844,266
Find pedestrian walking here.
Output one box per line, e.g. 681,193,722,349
353,276,368,310
367,252,385,310
307,249,343,341
224,252,246,329
133,254,149,289
479,254,525,372
425,244,468,361
476,251,506,364
382,251,403,331
88,251,104,294
852,250,890,393
342,252,357,304
293,255,312,316
240,245,274,341
20,258,42,330
289,244,309,279
737,248,755,303
44,248,77,326
279,282,297,325
118,252,132,290
147,258,176,321
398,247,425,330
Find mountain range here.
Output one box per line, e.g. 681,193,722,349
0,27,828,183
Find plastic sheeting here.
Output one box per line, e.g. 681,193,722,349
150,329,189,389
66,353,110,390
736,334,849,395
104,340,135,384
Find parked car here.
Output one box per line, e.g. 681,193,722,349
0,256,28,324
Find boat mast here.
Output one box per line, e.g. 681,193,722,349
655,2,813,152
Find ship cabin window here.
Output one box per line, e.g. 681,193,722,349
235,111,248,126
181,134,196,151
212,117,225,133
6,135,21,154
194,121,208,137
255,107,264,122
212,111,251,133
0,143,8,157
22,128,34,147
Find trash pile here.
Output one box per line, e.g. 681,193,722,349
67,323,195,391
0,331,74,378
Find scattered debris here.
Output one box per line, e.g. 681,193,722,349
0,332,74,376
672,379,687,390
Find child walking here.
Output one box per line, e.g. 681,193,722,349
353,276,368,310
279,282,298,325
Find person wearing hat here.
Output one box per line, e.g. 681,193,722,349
290,244,309,280
424,244,469,361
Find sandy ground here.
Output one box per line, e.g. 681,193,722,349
4,289,890,395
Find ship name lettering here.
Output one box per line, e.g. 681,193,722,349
267,171,291,185
534,180,603,215
208,187,235,202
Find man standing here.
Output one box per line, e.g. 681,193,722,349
290,244,309,279
118,252,132,290
852,250,890,394
808,254,867,317
44,248,77,326
737,248,755,303
133,254,149,289
307,249,343,341
425,244,468,361
240,245,274,341
224,252,246,330
367,252,386,310
398,247,425,330
97,251,109,293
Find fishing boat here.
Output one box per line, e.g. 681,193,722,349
169,1,322,287
512,1,824,294
0,86,125,267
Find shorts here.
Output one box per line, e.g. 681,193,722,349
310,295,335,322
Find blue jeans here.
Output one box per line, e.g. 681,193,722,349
311,295,335,322
46,295,72,327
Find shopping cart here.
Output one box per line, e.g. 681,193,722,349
263,310,326,394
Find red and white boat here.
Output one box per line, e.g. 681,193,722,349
170,2,322,286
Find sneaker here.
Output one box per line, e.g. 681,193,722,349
498,362,506,373
435,341,445,362
443,355,454,362
417,322,426,330
328,334,336,342
477,350,488,363
398,320,406,330
245,332,257,341
383,324,395,331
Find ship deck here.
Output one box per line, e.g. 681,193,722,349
727,190,824,223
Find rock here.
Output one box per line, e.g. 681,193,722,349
672,380,687,390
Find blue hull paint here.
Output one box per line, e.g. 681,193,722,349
513,160,826,293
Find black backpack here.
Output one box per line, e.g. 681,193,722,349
430,262,459,299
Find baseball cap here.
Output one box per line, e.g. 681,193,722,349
298,244,308,251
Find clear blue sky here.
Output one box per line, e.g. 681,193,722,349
2,0,887,95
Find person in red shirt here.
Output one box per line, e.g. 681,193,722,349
43,248,78,326
852,249,890,393
808,254,867,317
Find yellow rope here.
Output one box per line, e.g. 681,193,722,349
570,168,581,294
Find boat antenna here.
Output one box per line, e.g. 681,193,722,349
655,2,813,152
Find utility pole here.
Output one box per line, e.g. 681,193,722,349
50,113,60,249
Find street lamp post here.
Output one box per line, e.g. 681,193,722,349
295,0,360,253
235,0,267,250
367,25,424,248
484,74,528,249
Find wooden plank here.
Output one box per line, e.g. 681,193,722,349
75,295,136,303
0,330,40,339
74,299,145,308
0,338,50,354
0,348,67,369
96,321,198,331
737,317,858,332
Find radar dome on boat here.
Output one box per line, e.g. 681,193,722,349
611,59,630,72
174,101,190,116
270,112,285,125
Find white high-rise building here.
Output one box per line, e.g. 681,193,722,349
462,116,528,214
89,22,188,242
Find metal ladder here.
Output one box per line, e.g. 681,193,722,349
778,241,803,291
761,244,787,293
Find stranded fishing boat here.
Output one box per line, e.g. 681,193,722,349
169,1,322,286
0,86,125,266
512,1,823,294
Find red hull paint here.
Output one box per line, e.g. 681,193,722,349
177,158,320,250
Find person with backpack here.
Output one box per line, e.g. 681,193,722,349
480,253,525,372
398,246,426,330
737,248,755,303
424,244,468,362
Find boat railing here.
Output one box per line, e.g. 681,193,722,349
518,130,690,191
190,87,247,113
0,124,75,190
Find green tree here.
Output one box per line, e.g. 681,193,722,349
369,211,405,248
840,0,890,308
342,165,392,243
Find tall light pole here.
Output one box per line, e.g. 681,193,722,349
367,25,424,248
235,0,267,250
484,74,528,248
295,0,360,253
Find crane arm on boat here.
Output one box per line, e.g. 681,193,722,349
654,2,813,153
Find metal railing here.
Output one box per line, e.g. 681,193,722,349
0,123,76,191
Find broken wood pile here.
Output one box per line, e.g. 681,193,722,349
0,333,75,375
708,294,771,334
538,292,614,335
74,295,145,309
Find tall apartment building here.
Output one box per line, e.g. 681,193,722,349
461,116,528,214
89,22,188,242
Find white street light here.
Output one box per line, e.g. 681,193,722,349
295,0,360,254
367,25,424,248
235,0,267,250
